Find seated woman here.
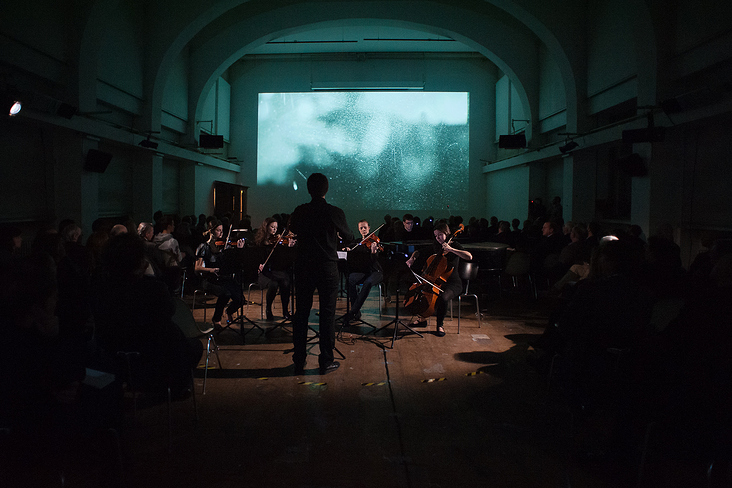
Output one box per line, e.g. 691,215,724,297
254,217,295,321
194,220,245,328
405,222,472,337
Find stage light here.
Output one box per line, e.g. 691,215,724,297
3,94,22,117
559,140,579,154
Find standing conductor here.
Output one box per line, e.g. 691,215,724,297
289,173,353,374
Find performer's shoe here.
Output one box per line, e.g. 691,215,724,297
412,320,428,327
265,310,274,321
225,312,234,324
435,325,446,337
283,311,292,321
212,321,223,331
293,362,306,375
319,361,340,375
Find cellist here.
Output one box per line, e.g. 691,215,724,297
405,222,472,337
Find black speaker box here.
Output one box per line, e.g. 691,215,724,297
200,133,224,148
617,153,647,177
498,134,526,149
84,149,112,173
56,103,77,119
622,127,665,143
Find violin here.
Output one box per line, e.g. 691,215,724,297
277,231,296,246
404,224,465,319
261,229,296,272
214,225,234,249
349,223,384,252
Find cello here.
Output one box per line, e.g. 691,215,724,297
403,224,465,319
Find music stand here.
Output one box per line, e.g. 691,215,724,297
222,245,265,342
336,251,378,334
370,284,423,349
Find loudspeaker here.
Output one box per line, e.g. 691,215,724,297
84,149,112,173
617,153,647,177
56,103,77,119
200,133,224,148
498,134,526,149
622,127,665,143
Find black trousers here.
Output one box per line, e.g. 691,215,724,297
258,269,291,314
292,261,339,368
202,277,242,323
347,270,383,315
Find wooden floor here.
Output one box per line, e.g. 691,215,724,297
114,288,712,488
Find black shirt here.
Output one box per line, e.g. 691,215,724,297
290,197,353,264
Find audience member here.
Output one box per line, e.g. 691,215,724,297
92,233,202,396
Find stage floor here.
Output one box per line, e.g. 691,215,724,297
116,290,700,488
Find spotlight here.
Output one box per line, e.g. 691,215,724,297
139,135,158,149
559,140,579,154
3,94,22,117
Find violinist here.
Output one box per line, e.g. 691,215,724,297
343,220,384,323
194,220,245,329
254,217,295,321
405,222,472,337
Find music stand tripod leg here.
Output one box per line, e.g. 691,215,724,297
371,286,423,348
233,271,265,342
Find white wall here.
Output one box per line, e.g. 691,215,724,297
485,164,529,223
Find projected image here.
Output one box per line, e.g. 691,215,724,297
257,92,469,212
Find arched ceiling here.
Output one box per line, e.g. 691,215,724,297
80,0,588,136
179,0,547,141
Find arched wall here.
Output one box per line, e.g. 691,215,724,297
184,2,542,147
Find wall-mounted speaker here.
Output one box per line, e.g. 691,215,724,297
56,103,77,119
200,133,224,148
498,134,526,149
84,149,112,173
617,153,647,177
621,127,665,143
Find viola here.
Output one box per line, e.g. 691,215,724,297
404,224,464,319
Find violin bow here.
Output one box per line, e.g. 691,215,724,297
260,226,290,271
224,224,234,248
408,268,444,294
349,223,384,251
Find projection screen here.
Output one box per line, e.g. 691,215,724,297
257,91,469,217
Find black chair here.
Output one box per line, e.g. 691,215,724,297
172,297,222,395
503,251,537,300
455,260,481,334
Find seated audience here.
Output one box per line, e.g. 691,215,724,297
91,233,202,396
